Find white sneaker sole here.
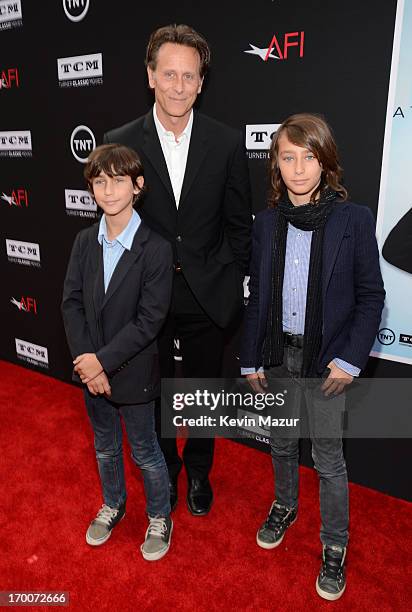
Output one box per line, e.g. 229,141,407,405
316,578,346,601
140,521,173,561
85,512,125,546
256,516,297,549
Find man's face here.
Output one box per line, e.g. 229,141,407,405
277,134,322,206
147,43,203,126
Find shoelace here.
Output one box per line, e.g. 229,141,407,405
95,504,119,526
321,549,345,580
265,503,291,533
147,517,167,538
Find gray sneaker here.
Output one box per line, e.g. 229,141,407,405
257,501,297,549
86,503,126,546
140,515,173,561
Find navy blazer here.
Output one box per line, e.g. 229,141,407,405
62,221,173,404
240,201,385,374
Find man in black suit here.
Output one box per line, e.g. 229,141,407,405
104,24,252,515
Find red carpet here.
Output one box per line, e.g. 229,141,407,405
1,360,411,611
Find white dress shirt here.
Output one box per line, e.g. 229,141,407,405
153,103,193,207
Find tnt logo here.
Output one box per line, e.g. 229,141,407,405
244,31,305,62
377,328,395,346
11,296,37,314
63,0,90,22
1,189,28,207
70,125,96,163
0,67,19,89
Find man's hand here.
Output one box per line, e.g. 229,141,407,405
245,372,268,393
321,361,353,397
73,353,103,383
86,371,112,397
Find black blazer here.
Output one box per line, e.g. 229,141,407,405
241,203,385,374
61,221,173,404
104,110,252,328
382,207,412,274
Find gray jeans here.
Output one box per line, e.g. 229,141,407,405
266,345,349,548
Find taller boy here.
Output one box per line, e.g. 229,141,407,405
104,24,252,515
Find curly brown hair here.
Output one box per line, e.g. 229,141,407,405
268,113,348,207
145,24,211,78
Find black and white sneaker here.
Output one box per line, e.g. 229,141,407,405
85,503,126,546
256,500,297,549
316,545,347,601
140,515,173,561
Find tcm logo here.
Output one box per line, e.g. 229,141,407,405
244,31,305,61
1,189,29,207
377,328,395,346
0,131,32,157
399,333,412,347
0,0,23,29
15,338,49,367
63,0,89,22
57,53,103,88
246,124,280,150
70,125,96,163
0,67,19,90
65,189,97,217
11,296,38,314
6,239,41,262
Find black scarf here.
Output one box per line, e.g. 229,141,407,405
263,188,336,377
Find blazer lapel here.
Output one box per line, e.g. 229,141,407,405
101,222,149,309
179,112,208,208
89,225,105,315
141,110,174,200
322,203,350,299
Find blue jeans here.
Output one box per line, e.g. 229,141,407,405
266,345,349,548
84,392,170,517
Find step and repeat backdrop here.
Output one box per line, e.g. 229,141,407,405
1,0,410,497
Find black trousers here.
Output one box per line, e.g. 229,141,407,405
155,272,225,480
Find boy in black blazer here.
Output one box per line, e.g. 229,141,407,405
62,144,174,561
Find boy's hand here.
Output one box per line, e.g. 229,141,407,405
73,353,103,383
87,372,112,397
245,372,268,393
321,361,353,397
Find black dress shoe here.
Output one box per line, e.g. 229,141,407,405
169,475,178,512
187,478,213,516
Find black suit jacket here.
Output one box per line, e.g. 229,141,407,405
104,110,252,328
382,207,412,274
61,221,173,404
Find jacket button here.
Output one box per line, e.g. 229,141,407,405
143,388,147,392
176,235,182,242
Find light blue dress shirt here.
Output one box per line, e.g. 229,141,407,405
242,222,360,377
97,210,141,292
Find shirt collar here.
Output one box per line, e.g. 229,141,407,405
97,209,141,249
153,103,193,143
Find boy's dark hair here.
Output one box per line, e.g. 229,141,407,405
145,24,210,78
268,113,348,207
84,143,146,203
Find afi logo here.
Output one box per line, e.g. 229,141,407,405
0,67,19,89
70,125,96,163
11,296,37,314
244,31,305,61
63,0,90,22
1,189,28,207
246,124,280,150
